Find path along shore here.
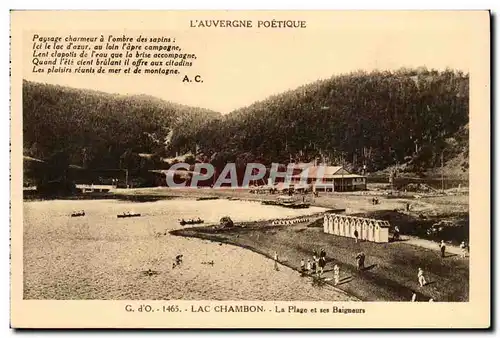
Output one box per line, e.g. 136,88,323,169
171,217,469,302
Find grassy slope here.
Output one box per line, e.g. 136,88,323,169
172,223,468,302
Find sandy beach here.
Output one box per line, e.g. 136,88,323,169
172,219,469,302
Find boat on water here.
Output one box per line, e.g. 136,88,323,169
266,196,311,209
278,196,295,206
261,200,280,206
196,196,219,201
179,218,205,226
71,211,85,217
324,208,347,213
284,203,310,209
117,212,141,218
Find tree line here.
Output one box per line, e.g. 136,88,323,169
23,68,469,188
181,68,469,175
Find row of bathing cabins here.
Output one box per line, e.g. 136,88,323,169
323,214,391,243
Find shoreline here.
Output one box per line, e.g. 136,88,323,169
24,186,469,246
24,184,469,203
23,189,469,302
170,216,469,302
170,218,360,302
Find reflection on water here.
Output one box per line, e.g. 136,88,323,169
23,199,355,301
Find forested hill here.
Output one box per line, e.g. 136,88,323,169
23,68,469,181
23,80,221,170
191,68,469,176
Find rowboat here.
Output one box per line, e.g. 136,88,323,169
117,213,141,218
179,219,204,226
71,211,85,217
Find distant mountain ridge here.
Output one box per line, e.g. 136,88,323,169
23,80,221,170
189,68,469,177
23,68,469,183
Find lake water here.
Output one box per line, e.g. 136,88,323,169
367,177,468,190
23,199,355,301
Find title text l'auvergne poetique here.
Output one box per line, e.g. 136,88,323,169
190,20,307,29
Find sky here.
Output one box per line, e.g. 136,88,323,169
19,11,486,114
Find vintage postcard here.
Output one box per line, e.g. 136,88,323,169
10,10,490,328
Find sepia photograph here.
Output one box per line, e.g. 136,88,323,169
10,10,490,328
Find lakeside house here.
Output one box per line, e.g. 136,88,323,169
25,153,367,192
147,162,367,191
289,164,367,192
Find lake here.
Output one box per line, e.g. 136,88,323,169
23,199,355,301
367,177,468,190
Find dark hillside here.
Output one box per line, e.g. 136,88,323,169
23,80,221,170
192,68,469,176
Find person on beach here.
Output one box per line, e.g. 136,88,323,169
320,248,326,258
311,259,317,275
300,259,306,273
318,256,326,276
273,251,279,271
175,254,183,265
172,255,183,269
411,293,417,302
333,265,340,285
460,241,467,258
393,225,400,241
439,240,446,258
312,254,318,270
355,252,365,270
306,259,312,274
418,268,427,287
354,229,359,243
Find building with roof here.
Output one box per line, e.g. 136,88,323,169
290,164,366,192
